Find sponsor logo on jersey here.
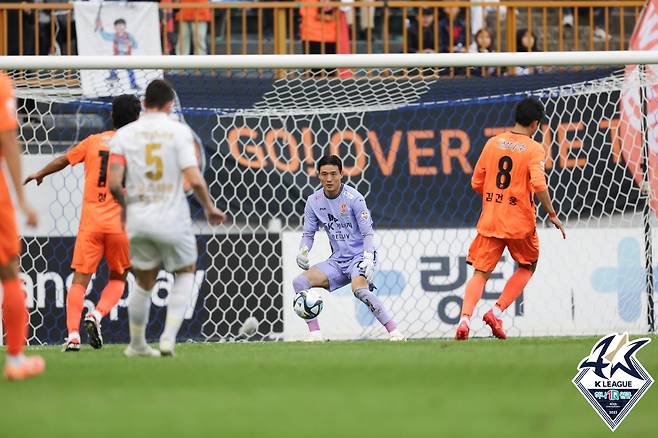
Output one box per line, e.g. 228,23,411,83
573,333,653,431
360,211,370,222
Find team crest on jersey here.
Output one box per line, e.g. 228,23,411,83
339,203,348,215
572,333,653,431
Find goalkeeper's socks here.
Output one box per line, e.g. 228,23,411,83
492,305,503,318
306,318,320,332
95,280,126,318
66,283,86,335
354,287,393,328
160,272,194,348
496,268,533,311
459,316,470,328
2,278,27,356
461,275,487,318
128,284,153,349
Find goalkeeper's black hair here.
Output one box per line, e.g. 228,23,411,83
111,94,141,129
514,97,544,127
316,155,343,173
144,79,175,110
114,19,127,26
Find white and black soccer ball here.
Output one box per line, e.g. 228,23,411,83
293,290,323,320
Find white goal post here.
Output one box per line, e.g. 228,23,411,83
1,50,658,70
4,51,657,344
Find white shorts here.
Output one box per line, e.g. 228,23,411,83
129,228,198,272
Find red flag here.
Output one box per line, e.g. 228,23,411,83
619,0,658,213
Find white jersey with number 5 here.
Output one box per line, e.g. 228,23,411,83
109,112,197,233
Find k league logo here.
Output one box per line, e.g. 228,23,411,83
572,333,653,431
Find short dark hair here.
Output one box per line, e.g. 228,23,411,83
114,18,126,26
514,97,544,127
144,79,175,110
111,94,141,129
316,155,343,173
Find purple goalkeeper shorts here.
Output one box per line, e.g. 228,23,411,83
313,256,364,292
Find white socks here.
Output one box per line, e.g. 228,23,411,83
128,284,152,349
6,354,26,367
459,316,470,327
492,305,503,318
159,272,194,349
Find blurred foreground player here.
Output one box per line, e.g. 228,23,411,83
456,97,566,341
293,155,406,342
0,73,43,380
25,95,141,351
109,79,225,357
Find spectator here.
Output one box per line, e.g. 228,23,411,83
470,0,506,37
516,28,538,52
439,6,466,53
563,7,609,41
469,28,497,77
514,28,539,75
300,1,338,55
470,27,494,53
342,0,375,40
407,7,436,53
439,6,466,54
176,0,212,55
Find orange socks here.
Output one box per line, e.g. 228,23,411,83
496,268,533,311
66,283,86,335
95,280,125,317
2,278,28,356
461,275,487,318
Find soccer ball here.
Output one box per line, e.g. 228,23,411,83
293,290,323,320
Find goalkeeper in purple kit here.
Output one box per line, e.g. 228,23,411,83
292,155,406,342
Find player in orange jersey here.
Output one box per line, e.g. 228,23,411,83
24,95,141,351
455,97,566,341
0,72,44,380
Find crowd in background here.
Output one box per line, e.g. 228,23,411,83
3,0,619,77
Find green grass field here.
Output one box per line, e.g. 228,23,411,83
1,337,656,438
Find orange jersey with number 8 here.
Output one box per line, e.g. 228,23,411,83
471,131,548,239
66,131,122,234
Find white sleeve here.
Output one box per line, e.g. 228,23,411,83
109,129,125,156
177,125,198,171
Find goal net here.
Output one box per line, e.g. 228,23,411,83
6,53,657,345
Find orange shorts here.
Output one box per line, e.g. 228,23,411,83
467,232,539,273
0,203,20,266
71,230,131,275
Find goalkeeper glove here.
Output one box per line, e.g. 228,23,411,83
296,245,310,271
358,251,375,283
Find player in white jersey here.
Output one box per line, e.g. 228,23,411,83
108,79,225,357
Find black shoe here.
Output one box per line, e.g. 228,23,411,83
83,315,103,350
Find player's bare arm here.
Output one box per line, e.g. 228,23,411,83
181,165,226,225
23,155,69,186
108,161,127,225
536,190,566,239
0,129,37,227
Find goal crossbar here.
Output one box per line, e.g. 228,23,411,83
1,51,658,70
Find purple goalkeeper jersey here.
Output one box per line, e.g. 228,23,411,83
301,184,375,263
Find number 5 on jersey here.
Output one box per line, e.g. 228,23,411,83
145,143,163,181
